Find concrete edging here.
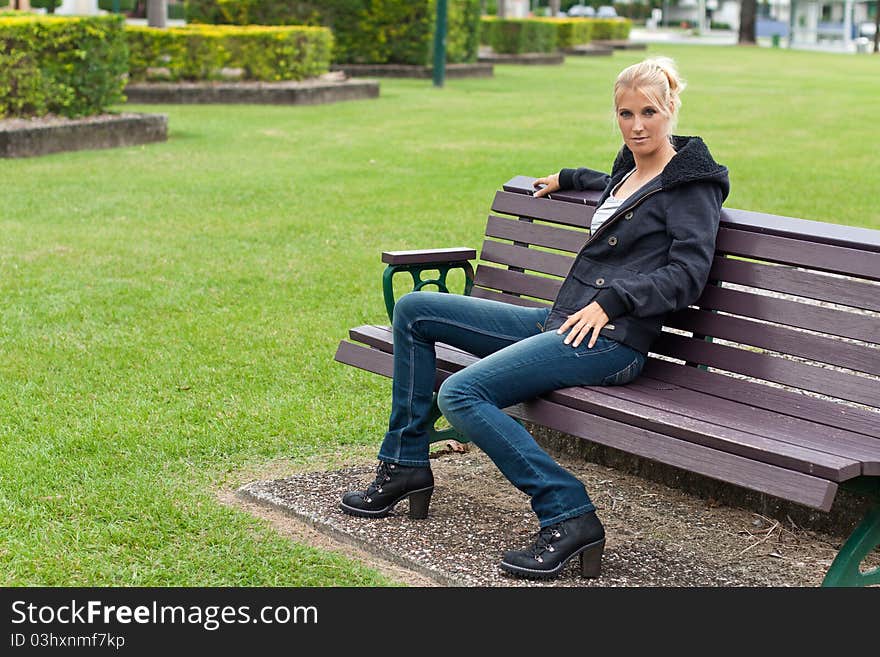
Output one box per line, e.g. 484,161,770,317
478,52,565,65
124,79,380,105
0,113,168,159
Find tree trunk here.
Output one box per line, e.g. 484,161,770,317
147,0,167,28
497,0,506,19
550,0,561,17
738,0,757,44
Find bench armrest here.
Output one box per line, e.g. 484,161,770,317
381,248,476,323
382,248,476,265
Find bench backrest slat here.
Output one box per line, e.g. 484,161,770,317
473,264,561,301
470,286,547,308
491,191,593,228
666,308,880,377
480,240,574,278
486,215,586,253
708,256,880,313
716,229,880,281
697,285,879,345
653,333,880,408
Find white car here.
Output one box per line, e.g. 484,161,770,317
567,4,596,17
597,5,618,18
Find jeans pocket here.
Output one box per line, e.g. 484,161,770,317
601,354,645,386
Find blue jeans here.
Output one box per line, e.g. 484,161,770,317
377,291,646,527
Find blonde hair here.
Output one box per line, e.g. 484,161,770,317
614,57,686,134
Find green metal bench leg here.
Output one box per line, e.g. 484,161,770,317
822,505,880,587
426,393,468,445
383,262,475,323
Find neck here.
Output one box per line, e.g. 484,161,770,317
632,138,677,175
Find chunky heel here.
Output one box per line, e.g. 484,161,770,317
408,487,433,519
579,539,605,578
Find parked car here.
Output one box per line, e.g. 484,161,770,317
858,21,876,38
597,6,618,18
567,4,595,17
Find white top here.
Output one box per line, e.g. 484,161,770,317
590,168,637,234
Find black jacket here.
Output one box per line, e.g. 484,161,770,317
545,135,730,354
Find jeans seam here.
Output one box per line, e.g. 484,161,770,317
404,315,530,344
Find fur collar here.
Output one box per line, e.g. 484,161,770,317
611,135,730,200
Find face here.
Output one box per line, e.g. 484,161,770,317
615,87,673,157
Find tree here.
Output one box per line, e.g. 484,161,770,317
147,0,167,28
738,0,757,44
550,0,561,17
874,2,879,53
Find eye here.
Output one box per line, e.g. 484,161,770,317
643,108,657,117
619,110,632,118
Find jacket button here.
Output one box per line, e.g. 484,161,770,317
608,236,618,246
595,278,605,286
624,211,633,220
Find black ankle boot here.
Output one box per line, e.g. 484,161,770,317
500,511,606,580
340,461,434,519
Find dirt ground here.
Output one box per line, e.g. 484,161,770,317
222,444,879,587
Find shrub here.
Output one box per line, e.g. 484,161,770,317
480,16,629,52
125,24,333,82
480,17,557,54
183,0,482,66
0,14,127,118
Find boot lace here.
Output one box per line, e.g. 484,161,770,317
528,523,563,563
362,462,393,502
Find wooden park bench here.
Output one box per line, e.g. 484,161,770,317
334,175,880,587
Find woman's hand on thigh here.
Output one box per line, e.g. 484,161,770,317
557,302,610,348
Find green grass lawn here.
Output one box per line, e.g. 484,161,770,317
1,45,878,586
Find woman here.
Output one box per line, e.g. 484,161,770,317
340,57,730,580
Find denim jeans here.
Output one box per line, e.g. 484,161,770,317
377,291,646,527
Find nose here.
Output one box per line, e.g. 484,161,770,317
632,116,645,132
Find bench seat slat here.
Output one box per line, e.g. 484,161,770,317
644,358,880,440
491,191,593,228
600,380,880,474
665,308,880,377
696,285,879,345
485,215,588,253
653,333,880,408
716,228,880,281
335,336,838,511
473,264,561,301
479,240,574,279
345,325,864,481
709,256,880,313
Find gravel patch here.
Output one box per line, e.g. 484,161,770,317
238,446,874,587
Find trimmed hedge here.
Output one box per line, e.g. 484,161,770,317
480,16,631,53
183,0,482,66
480,18,557,54
0,15,127,118
126,24,333,82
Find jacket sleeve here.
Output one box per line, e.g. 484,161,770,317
594,181,723,320
559,167,611,192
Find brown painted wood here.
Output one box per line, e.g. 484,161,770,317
469,286,549,308
708,256,880,313
491,191,592,228
716,228,880,281
479,240,574,279
473,264,562,301
345,325,863,481
502,176,603,207
696,285,879,345
643,358,880,441
665,308,880,377
336,334,839,510
651,333,880,408
600,380,880,473
382,248,476,265
485,215,588,253
513,396,838,511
